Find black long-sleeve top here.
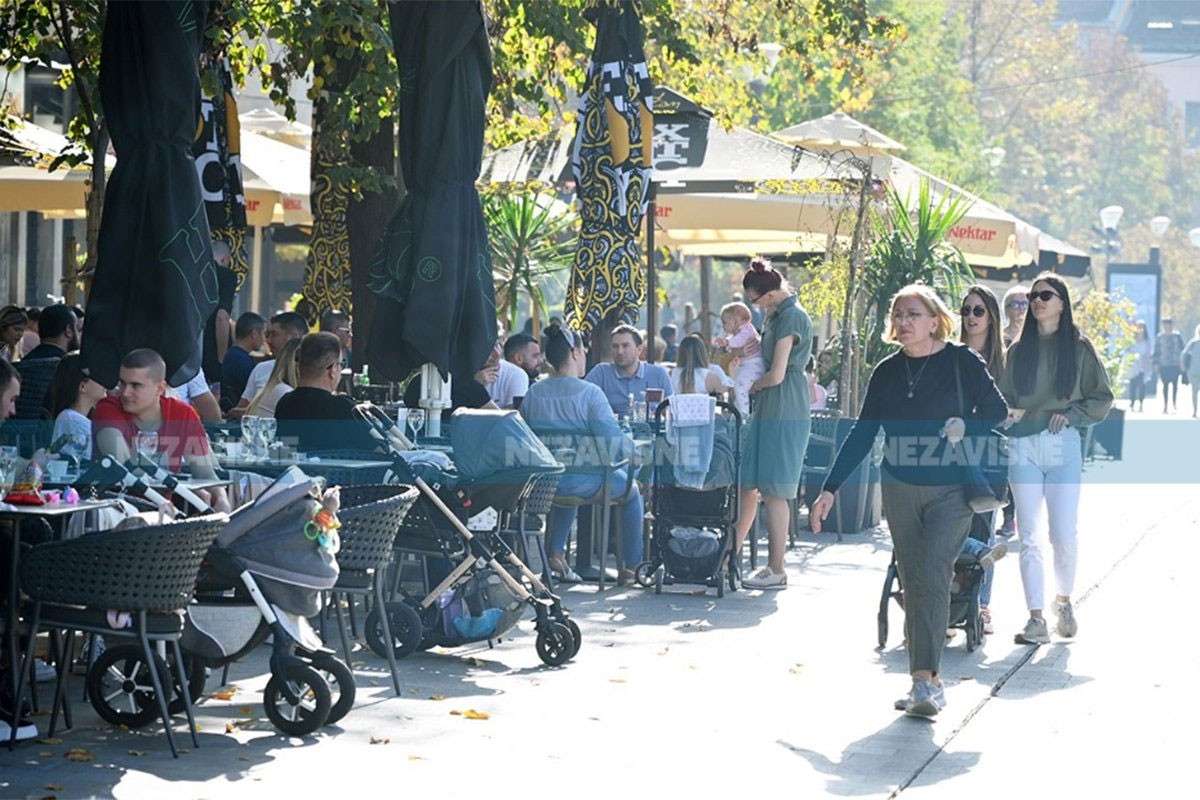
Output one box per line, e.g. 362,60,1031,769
823,343,1008,493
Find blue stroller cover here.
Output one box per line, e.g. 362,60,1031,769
450,408,559,479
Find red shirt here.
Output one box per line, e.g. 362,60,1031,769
92,395,210,471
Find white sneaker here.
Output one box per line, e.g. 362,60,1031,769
33,658,57,683
978,541,1008,570
1015,616,1050,644
0,713,37,742
1054,601,1078,638
742,567,787,590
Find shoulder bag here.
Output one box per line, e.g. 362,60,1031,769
953,351,1009,513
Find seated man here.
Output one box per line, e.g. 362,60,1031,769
92,348,230,512
274,332,381,453
585,323,673,418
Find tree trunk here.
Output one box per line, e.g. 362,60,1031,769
80,125,108,301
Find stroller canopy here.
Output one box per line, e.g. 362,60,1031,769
450,408,560,479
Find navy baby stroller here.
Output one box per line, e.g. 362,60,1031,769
877,513,992,652
174,468,355,735
354,408,580,666
638,397,742,597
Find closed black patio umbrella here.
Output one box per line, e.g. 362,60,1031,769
81,0,218,389
367,0,496,384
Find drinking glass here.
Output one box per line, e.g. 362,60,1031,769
0,446,16,495
407,408,426,442
135,431,159,465
260,417,277,446
241,416,262,460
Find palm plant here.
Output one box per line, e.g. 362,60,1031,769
839,178,976,411
482,192,576,336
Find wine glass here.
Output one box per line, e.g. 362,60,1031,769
407,408,426,443
241,416,261,460
260,417,278,455
135,431,159,466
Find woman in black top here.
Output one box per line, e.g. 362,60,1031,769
811,284,1006,718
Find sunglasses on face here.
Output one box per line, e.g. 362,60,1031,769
960,305,987,318
1006,300,1028,309
1031,290,1059,302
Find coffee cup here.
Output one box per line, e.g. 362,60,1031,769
46,459,69,481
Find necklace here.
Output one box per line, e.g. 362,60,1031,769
904,353,932,398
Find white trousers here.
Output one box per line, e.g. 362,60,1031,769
1008,428,1082,611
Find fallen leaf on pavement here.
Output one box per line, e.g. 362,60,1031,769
239,707,253,715
65,748,93,762
449,709,462,716
44,785,63,791
429,695,445,701
462,709,490,720
38,751,55,757
609,678,627,683
370,736,390,745
127,750,146,757
36,737,63,745
466,657,486,667
225,722,237,733
407,755,423,761
210,688,237,701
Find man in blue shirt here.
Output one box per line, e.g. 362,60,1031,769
585,324,673,418
220,312,265,412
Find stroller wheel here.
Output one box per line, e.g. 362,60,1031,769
535,621,574,667
563,617,582,658
654,566,664,595
633,562,655,588
717,570,726,598
264,664,332,736
87,644,169,729
166,650,207,717
311,655,356,726
364,601,424,661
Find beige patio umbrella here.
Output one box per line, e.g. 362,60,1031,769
0,116,114,214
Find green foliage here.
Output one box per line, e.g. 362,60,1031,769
856,178,974,374
482,192,577,335
1074,289,1138,389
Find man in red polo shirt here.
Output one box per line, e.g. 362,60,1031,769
93,348,231,512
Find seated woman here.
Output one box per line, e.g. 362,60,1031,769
669,334,728,397
520,326,644,583
244,338,299,419
49,353,107,461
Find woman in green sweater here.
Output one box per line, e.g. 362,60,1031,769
999,273,1113,645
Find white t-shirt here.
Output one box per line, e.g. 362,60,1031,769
51,408,92,460
241,359,275,402
669,366,726,395
488,359,529,408
165,370,212,402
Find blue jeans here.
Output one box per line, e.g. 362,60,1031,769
960,521,996,606
548,471,644,567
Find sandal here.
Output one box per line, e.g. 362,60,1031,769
549,557,581,584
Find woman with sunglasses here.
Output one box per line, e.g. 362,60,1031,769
958,285,1009,635
1001,286,1029,346
520,325,644,583
812,284,1006,717
999,274,1113,644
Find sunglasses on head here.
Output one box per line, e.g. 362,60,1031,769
960,305,987,318
1031,289,1059,302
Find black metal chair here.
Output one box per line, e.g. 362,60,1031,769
500,471,561,588
322,484,419,696
11,515,226,756
12,358,59,422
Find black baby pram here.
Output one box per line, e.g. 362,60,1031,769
638,397,742,597
169,467,354,735
877,513,992,652
353,407,581,666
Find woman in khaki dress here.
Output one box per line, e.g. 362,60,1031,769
733,259,812,590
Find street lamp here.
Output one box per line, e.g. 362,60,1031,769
1188,227,1200,249
1093,205,1124,266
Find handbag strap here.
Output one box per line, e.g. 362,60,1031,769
952,347,966,420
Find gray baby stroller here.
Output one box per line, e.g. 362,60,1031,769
168,468,354,735
638,397,742,596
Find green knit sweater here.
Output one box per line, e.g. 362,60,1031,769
998,333,1114,438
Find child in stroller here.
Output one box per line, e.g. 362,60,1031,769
638,396,742,596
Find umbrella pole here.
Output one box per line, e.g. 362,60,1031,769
419,363,451,439
646,185,657,364
250,225,264,313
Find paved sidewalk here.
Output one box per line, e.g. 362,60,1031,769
1,417,1196,798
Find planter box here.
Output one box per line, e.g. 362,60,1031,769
1089,406,1125,460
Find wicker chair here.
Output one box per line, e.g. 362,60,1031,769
11,515,226,756
323,484,418,696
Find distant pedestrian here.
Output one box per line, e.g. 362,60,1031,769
1183,324,1200,418
1153,318,1184,413
1125,321,1152,412
660,325,678,362
1001,285,1029,347
812,283,1006,717
1000,274,1113,645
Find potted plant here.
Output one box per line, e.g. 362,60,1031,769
1073,289,1137,459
